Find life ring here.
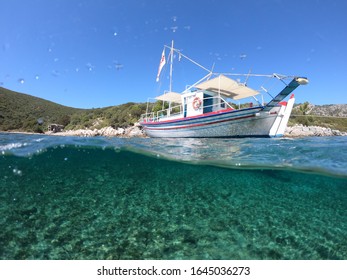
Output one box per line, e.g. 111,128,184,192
192,97,202,110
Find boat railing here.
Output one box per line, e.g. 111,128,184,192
140,112,155,122
140,104,183,123
140,95,236,123
155,104,183,121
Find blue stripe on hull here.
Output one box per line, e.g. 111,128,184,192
146,114,255,131
142,111,278,138
142,107,262,129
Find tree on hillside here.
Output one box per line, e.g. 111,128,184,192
298,102,310,115
57,115,71,127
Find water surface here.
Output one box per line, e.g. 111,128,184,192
0,133,346,259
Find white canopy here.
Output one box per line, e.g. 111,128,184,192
155,91,182,103
195,74,259,100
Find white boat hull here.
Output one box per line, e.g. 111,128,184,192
141,106,288,138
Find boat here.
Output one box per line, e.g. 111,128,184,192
139,42,308,138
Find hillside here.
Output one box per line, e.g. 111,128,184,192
1,87,346,133
308,104,347,117
289,102,347,132
0,87,86,132
0,87,147,133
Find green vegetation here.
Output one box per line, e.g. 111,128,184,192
0,87,83,133
65,102,147,130
0,87,147,133
288,115,347,132
1,87,346,133
289,102,347,132
296,101,310,115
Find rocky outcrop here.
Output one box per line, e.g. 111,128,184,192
285,124,347,137
310,104,347,118
293,103,347,117
47,124,346,138
47,125,145,137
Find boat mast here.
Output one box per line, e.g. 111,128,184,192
169,40,174,92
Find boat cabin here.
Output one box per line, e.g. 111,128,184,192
141,74,260,123
181,90,228,117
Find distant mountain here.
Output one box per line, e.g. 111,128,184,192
0,87,147,133
292,103,347,117
310,104,347,118
290,102,347,132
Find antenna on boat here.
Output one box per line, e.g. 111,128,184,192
244,68,252,86
210,62,215,75
165,44,211,74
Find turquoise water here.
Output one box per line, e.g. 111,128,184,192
0,133,346,259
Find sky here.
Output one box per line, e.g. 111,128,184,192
1,0,346,108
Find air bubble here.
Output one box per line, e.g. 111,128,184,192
86,63,94,71
13,168,22,176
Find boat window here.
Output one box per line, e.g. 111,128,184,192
203,93,213,113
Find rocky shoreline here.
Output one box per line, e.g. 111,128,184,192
284,124,347,137
44,124,347,138
48,125,145,138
